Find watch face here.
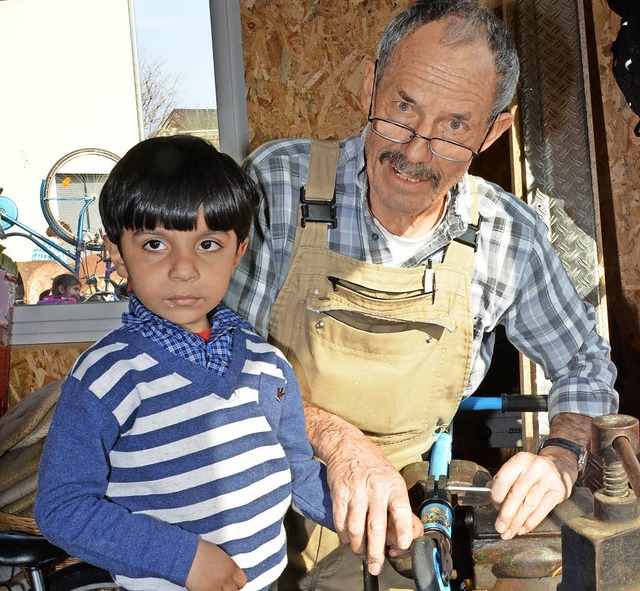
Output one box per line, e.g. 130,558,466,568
578,449,588,471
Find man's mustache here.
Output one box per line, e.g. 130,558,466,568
379,149,442,190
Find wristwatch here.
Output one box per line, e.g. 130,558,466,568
539,437,588,472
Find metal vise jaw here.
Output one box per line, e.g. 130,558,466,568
560,414,640,591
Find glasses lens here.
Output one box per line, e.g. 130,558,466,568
430,139,473,162
371,119,413,143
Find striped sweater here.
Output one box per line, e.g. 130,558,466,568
35,325,333,591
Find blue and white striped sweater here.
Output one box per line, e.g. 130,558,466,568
36,326,333,591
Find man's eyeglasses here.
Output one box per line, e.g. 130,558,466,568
368,118,481,162
367,61,492,163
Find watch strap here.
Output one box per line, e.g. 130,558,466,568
539,437,587,471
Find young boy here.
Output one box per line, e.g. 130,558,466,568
34,135,333,591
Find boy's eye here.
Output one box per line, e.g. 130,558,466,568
143,239,166,251
199,239,221,252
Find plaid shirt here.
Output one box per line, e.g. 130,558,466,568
224,130,618,420
121,295,253,375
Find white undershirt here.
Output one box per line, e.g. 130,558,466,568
372,218,436,267
371,195,450,267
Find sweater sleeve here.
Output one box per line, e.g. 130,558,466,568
272,359,334,531
34,376,199,586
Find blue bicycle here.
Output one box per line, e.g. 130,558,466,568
365,393,549,591
0,148,127,301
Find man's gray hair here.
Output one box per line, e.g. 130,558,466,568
376,0,520,122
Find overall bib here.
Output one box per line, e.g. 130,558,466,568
268,141,477,590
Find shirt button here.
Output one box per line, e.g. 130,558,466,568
316,320,325,329
371,233,379,240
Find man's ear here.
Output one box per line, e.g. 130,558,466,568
360,57,377,113
479,111,514,153
104,237,129,279
233,238,248,267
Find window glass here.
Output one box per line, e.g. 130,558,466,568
0,0,218,306
134,0,218,142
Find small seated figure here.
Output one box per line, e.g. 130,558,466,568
37,273,83,305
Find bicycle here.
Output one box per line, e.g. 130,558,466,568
0,530,117,591
0,148,127,302
363,393,549,591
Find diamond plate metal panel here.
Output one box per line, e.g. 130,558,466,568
512,0,607,333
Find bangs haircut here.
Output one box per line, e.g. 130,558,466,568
99,135,260,246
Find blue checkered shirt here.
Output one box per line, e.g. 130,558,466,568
121,295,254,375
223,130,618,420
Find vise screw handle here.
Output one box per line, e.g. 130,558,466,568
591,414,640,497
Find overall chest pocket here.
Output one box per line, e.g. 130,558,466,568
295,275,463,437
306,276,456,341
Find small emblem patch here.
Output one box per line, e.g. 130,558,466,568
276,387,285,401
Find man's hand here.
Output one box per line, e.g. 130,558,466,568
186,539,247,591
304,401,421,575
490,412,591,539
490,448,574,539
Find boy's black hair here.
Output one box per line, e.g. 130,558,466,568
99,135,260,247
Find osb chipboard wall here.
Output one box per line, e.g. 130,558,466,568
594,7,640,290
8,344,90,409
591,0,640,408
241,0,499,147
241,0,407,148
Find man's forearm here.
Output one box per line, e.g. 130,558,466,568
539,412,592,482
303,399,375,465
547,412,592,448
301,399,419,570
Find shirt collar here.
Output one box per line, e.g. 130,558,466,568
122,294,252,342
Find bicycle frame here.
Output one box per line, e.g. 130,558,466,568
415,427,454,591
39,180,100,252
0,196,86,275
412,394,548,591
0,185,121,300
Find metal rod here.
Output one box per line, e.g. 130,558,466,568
447,486,492,493
613,436,640,497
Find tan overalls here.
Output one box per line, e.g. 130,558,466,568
268,142,477,591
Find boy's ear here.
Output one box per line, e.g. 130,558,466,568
104,237,129,279
233,238,249,267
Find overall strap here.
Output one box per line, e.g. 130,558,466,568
443,187,480,267
452,182,480,251
299,140,340,228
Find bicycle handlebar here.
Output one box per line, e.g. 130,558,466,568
458,393,548,413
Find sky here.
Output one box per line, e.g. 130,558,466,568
132,0,217,110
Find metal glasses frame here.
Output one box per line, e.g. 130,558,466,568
366,60,494,163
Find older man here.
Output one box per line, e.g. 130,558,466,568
225,1,618,588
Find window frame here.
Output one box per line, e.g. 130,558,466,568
10,0,249,345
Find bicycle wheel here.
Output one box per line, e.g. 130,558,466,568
42,149,120,251
46,562,118,591
412,536,441,591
